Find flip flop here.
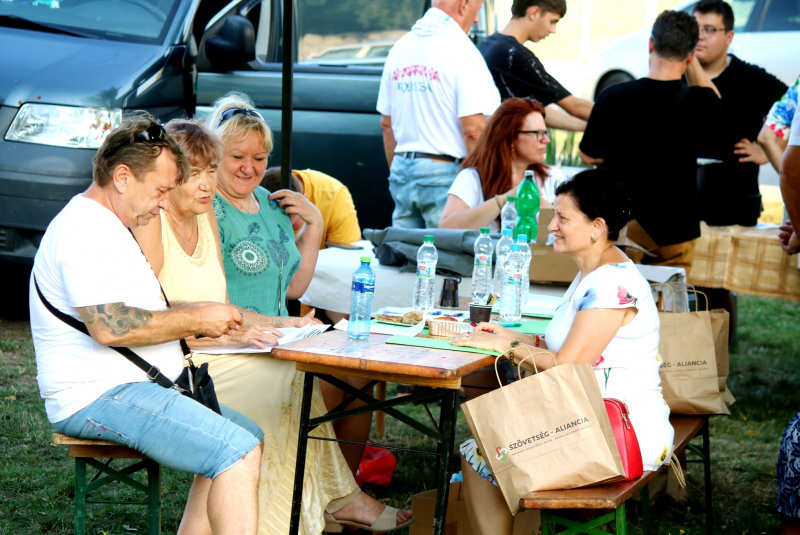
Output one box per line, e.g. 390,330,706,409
325,506,414,532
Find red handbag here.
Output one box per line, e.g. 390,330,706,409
604,398,644,481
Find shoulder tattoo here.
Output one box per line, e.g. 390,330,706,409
78,302,153,338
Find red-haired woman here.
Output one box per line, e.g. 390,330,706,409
438,97,565,231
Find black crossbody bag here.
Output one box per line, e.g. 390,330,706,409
34,277,222,415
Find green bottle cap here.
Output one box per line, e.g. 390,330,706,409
423,235,435,243
480,227,490,234
507,196,516,202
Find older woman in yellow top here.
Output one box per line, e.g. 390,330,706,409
132,118,413,534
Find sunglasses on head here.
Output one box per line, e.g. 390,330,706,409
218,108,264,127
106,124,167,157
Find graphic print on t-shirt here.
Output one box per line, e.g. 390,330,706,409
392,65,440,93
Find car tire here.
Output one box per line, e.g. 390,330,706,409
595,71,635,99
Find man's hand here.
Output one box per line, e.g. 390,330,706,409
779,220,800,254
734,138,768,165
191,302,244,338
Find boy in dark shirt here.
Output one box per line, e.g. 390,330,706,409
692,0,787,226
479,0,593,131
580,10,721,273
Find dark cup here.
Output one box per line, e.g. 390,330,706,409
469,303,493,323
439,276,460,308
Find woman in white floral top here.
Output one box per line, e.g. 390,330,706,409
452,169,674,535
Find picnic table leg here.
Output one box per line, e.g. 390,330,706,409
615,501,627,535
432,390,457,535
289,372,315,535
375,381,386,439
640,483,651,535
74,457,87,535
702,420,712,535
146,459,161,535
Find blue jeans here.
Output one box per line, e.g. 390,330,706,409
52,382,263,479
388,155,461,229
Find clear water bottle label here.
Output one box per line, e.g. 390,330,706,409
417,263,434,278
501,221,515,232
475,254,491,267
506,273,522,286
352,281,375,294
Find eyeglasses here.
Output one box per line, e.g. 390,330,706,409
106,124,167,157
218,108,265,127
700,26,728,35
518,129,550,142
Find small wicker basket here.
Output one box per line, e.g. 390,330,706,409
428,320,474,337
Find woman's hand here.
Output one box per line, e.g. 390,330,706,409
734,138,768,165
223,323,283,349
269,189,323,229
471,322,518,338
279,308,323,327
451,329,514,354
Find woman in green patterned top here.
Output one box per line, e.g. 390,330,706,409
209,92,323,316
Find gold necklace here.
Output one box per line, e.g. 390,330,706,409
167,211,197,243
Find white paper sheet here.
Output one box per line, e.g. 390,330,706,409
333,317,428,336
196,324,330,354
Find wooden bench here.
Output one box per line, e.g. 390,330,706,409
52,432,161,535
520,416,711,535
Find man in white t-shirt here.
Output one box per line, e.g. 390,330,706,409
29,113,263,534
779,103,800,255
377,0,501,229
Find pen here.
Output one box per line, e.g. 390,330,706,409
499,322,522,327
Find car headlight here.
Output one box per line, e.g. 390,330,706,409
5,104,122,149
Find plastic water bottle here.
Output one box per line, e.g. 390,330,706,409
348,257,376,340
514,171,540,241
500,244,524,322
412,235,438,312
501,196,517,234
493,228,513,296
516,234,532,307
472,227,494,304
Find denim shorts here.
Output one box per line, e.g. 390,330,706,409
388,156,461,229
52,381,263,479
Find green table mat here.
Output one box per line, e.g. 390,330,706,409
506,320,550,335
371,319,429,335
385,335,500,356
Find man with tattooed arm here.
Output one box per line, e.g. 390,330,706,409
29,113,263,535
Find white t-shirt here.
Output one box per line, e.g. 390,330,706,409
376,8,500,159
447,166,567,232
545,261,674,472
30,195,184,423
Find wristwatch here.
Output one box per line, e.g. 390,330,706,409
509,340,521,366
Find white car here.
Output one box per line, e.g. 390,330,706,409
583,0,799,99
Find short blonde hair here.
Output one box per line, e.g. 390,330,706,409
205,91,274,155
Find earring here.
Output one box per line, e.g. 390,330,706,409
591,235,597,244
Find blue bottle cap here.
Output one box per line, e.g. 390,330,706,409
502,228,512,236
517,234,528,242
510,243,521,251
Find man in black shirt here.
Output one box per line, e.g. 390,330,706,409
692,0,787,226
479,0,592,131
580,10,721,273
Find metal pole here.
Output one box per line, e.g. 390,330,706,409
280,0,294,191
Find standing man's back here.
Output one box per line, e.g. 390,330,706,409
692,0,788,226
377,0,500,229
580,10,722,273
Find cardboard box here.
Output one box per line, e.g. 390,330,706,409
410,482,473,535
529,208,579,285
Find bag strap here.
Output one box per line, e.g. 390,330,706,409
34,277,177,389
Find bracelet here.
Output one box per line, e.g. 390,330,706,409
494,195,503,210
535,335,540,348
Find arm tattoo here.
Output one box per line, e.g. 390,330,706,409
78,302,153,338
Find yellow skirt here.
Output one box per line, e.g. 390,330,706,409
193,352,358,535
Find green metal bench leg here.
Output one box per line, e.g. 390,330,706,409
146,460,161,535
74,457,87,535
640,482,650,535
541,510,552,535
616,502,627,535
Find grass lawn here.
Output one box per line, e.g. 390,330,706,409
1,292,798,534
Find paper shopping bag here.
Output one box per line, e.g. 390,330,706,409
461,361,624,515
658,306,729,415
709,308,735,405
